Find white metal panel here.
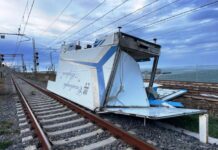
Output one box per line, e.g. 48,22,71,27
61,45,112,63
107,51,150,107
47,61,98,110
102,53,116,88
94,33,116,47
47,45,118,110
143,82,162,88
143,82,187,101
103,107,206,119
157,88,187,101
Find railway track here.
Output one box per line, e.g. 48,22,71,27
12,75,156,150
146,80,218,101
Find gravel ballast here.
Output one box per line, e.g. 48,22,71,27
0,76,23,150
25,76,218,149
100,113,218,150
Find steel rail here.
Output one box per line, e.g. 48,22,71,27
144,79,218,94
18,75,156,150
12,76,52,150
144,79,218,86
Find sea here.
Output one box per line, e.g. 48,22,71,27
144,65,218,83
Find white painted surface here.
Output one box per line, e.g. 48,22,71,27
24,145,37,150
22,136,33,142
36,107,67,115
157,88,187,101
144,82,162,88
40,114,77,123
199,114,208,143
18,113,24,117
104,107,206,119
37,110,72,118
107,52,149,107
19,122,28,127
52,129,103,145
19,117,26,122
47,34,150,110
74,137,116,150
21,128,30,133
43,118,84,129
47,123,93,136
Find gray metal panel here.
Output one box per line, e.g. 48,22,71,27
102,107,206,119
106,51,149,107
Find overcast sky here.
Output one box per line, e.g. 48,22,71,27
0,0,218,71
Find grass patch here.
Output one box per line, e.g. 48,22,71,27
0,129,11,135
30,90,36,95
163,115,218,138
0,121,13,135
0,121,13,128
0,141,12,150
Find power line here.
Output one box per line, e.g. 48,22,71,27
127,0,218,33
79,0,182,41
22,0,35,35
22,0,29,23
16,0,35,49
60,0,130,42
13,0,29,65
77,0,159,41
97,0,182,36
145,19,218,40
121,0,182,27
47,0,106,47
15,0,29,48
43,0,73,33
13,0,35,65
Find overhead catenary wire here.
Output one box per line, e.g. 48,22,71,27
21,0,35,36
15,0,29,48
13,0,30,66
47,0,106,47
121,0,182,27
126,0,218,33
145,19,218,40
60,0,130,42
13,0,35,65
16,0,35,50
101,0,182,36
76,0,159,41
43,0,73,33
74,0,182,42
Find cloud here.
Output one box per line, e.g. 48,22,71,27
0,0,217,68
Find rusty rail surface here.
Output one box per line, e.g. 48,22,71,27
12,76,52,150
17,75,156,150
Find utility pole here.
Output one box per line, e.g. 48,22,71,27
49,52,55,71
1,31,30,72
0,54,3,66
32,38,39,73
0,53,26,72
0,54,3,78
21,54,26,72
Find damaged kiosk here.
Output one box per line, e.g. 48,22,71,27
47,30,208,143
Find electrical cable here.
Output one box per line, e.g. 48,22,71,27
47,0,106,47
76,0,159,41
43,0,73,33
60,0,130,42
127,0,218,33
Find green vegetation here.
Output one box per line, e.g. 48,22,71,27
163,115,218,138
0,141,12,150
0,121,13,135
31,90,36,95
